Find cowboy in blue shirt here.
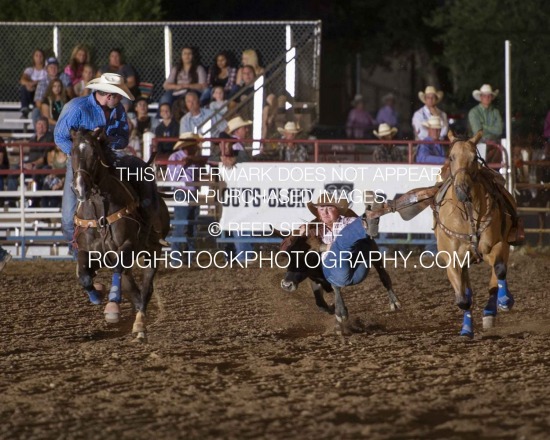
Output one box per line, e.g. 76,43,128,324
54,73,166,251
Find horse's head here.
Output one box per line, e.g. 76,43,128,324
71,128,110,202
448,130,483,202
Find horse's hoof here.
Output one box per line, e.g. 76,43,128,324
132,332,147,343
104,302,120,324
459,330,474,339
497,300,514,312
335,314,348,323
390,301,402,311
482,316,495,330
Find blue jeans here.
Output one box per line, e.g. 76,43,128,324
61,157,77,243
322,218,371,287
171,191,199,256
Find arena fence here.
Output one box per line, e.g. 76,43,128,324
0,20,321,114
1,138,548,260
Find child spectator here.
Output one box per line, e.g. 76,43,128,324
209,86,228,116
73,64,94,97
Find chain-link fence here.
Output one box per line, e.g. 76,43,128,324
0,21,321,107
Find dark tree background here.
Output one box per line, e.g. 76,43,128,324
1,0,547,136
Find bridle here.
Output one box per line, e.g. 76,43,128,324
433,139,491,262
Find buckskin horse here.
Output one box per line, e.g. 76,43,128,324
432,130,521,338
71,128,170,341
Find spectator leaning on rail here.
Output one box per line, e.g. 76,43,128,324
54,73,168,252
468,84,503,163
415,116,447,164
372,123,403,163
277,122,308,162
412,86,449,141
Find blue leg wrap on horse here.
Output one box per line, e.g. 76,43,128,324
87,289,102,305
483,293,497,317
497,280,514,310
109,273,122,303
460,311,473,337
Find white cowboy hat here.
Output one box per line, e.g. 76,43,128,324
226,116,252,134
373,123,398,138
86,73,135,101
418,86,444,104
277,121,301,135
173,132,202,151
307,192,350,217
472,84,499,101
421,115,443,129
351,94,363,106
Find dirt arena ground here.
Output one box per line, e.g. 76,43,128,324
1,248,550,439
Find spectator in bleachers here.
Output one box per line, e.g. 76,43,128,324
416,116,447,164
224,117,253,263
129,97,159,140
346,94,376,139
209,86,228,117
40,144,67,208
161,46,207,107
412,86,449,141
468,84,503,163
372,123,403,163
40,79,68,128
19,48,47,118
236,49,264,87
97,48,140,111
179,91,222,137
63,44,91,98
33,57,71,124
0,136,9,195
168,133,207,266
201,51,237,105
73,64,94,98
376,93,399,129
155,103,180,156
262,93,278,139
277,122,307,162
7,117,54,202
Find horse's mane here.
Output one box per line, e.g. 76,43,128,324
76,128,117,167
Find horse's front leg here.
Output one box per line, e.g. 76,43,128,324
103,241,133,324
77,250,103,305
482,242,513,329
446,262,473,338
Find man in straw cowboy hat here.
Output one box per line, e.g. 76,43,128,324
299,192,381,287
167,133,207,265
277,121,307,162
55,72,166,249
468,84,503,163
412,86,449,141
416,116,447,164
372,123,403,163
224,115,254,262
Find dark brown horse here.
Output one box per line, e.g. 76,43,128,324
433,131,518,338
71,128,170,341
